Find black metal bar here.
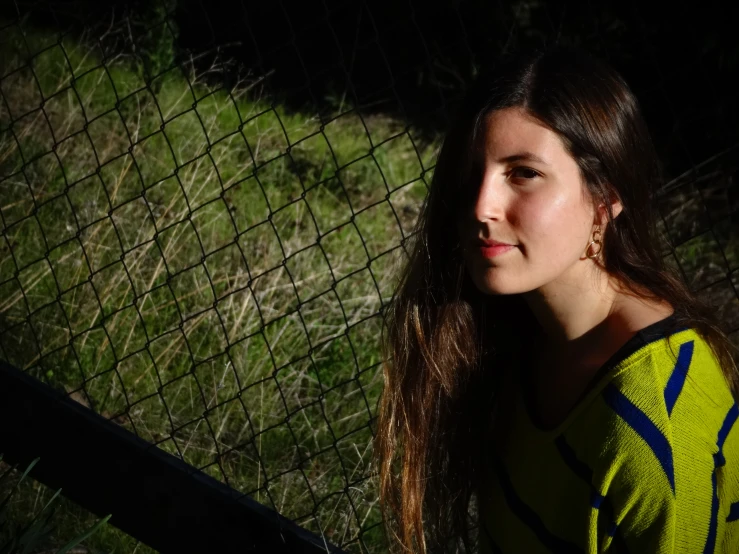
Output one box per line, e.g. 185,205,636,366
0,360,345,554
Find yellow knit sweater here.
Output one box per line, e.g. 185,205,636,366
479,316,739,553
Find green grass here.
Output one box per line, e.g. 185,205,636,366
0,457,140,554
0,22,437,553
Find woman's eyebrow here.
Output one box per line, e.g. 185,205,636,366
498,152,549,165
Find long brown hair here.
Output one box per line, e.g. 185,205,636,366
374,46,739,554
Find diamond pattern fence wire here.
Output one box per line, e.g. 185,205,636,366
0,7,425,553
1,0,738,552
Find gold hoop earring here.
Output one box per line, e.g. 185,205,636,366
586,225,602,259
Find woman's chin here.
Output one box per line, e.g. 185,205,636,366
472,276,521,296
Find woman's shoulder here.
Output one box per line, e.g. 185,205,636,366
607,321,735,446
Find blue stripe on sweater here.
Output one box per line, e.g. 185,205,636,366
664,340,694,417
554,435,594,485
728,501,739,522
603,383,675,494
493,455,584,554
717,402,738,454
704,467,719,554
555,435,621,542
705,403,739,551
554,436,602,509
611,525,631,553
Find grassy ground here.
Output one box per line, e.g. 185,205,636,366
0,456,142,553
0,23,437,553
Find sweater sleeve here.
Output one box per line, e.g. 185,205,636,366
600,415,724,554
604,472,676,553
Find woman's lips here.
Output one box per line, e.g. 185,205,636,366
479,244,516,258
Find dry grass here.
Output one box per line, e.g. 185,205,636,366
0,25,436,554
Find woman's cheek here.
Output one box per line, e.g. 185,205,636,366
513,192,568,259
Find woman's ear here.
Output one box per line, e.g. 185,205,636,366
595,190,623,227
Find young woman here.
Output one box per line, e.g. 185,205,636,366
374,46,739,554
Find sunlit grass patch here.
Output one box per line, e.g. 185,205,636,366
0,22,438,554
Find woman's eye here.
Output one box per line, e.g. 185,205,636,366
510,167,540,180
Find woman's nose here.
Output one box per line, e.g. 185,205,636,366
471,171,507,222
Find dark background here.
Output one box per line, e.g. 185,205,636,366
2,0,739,181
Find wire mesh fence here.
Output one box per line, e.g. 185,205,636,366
0,0,737,552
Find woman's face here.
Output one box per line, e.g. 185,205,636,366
456,107,612,296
